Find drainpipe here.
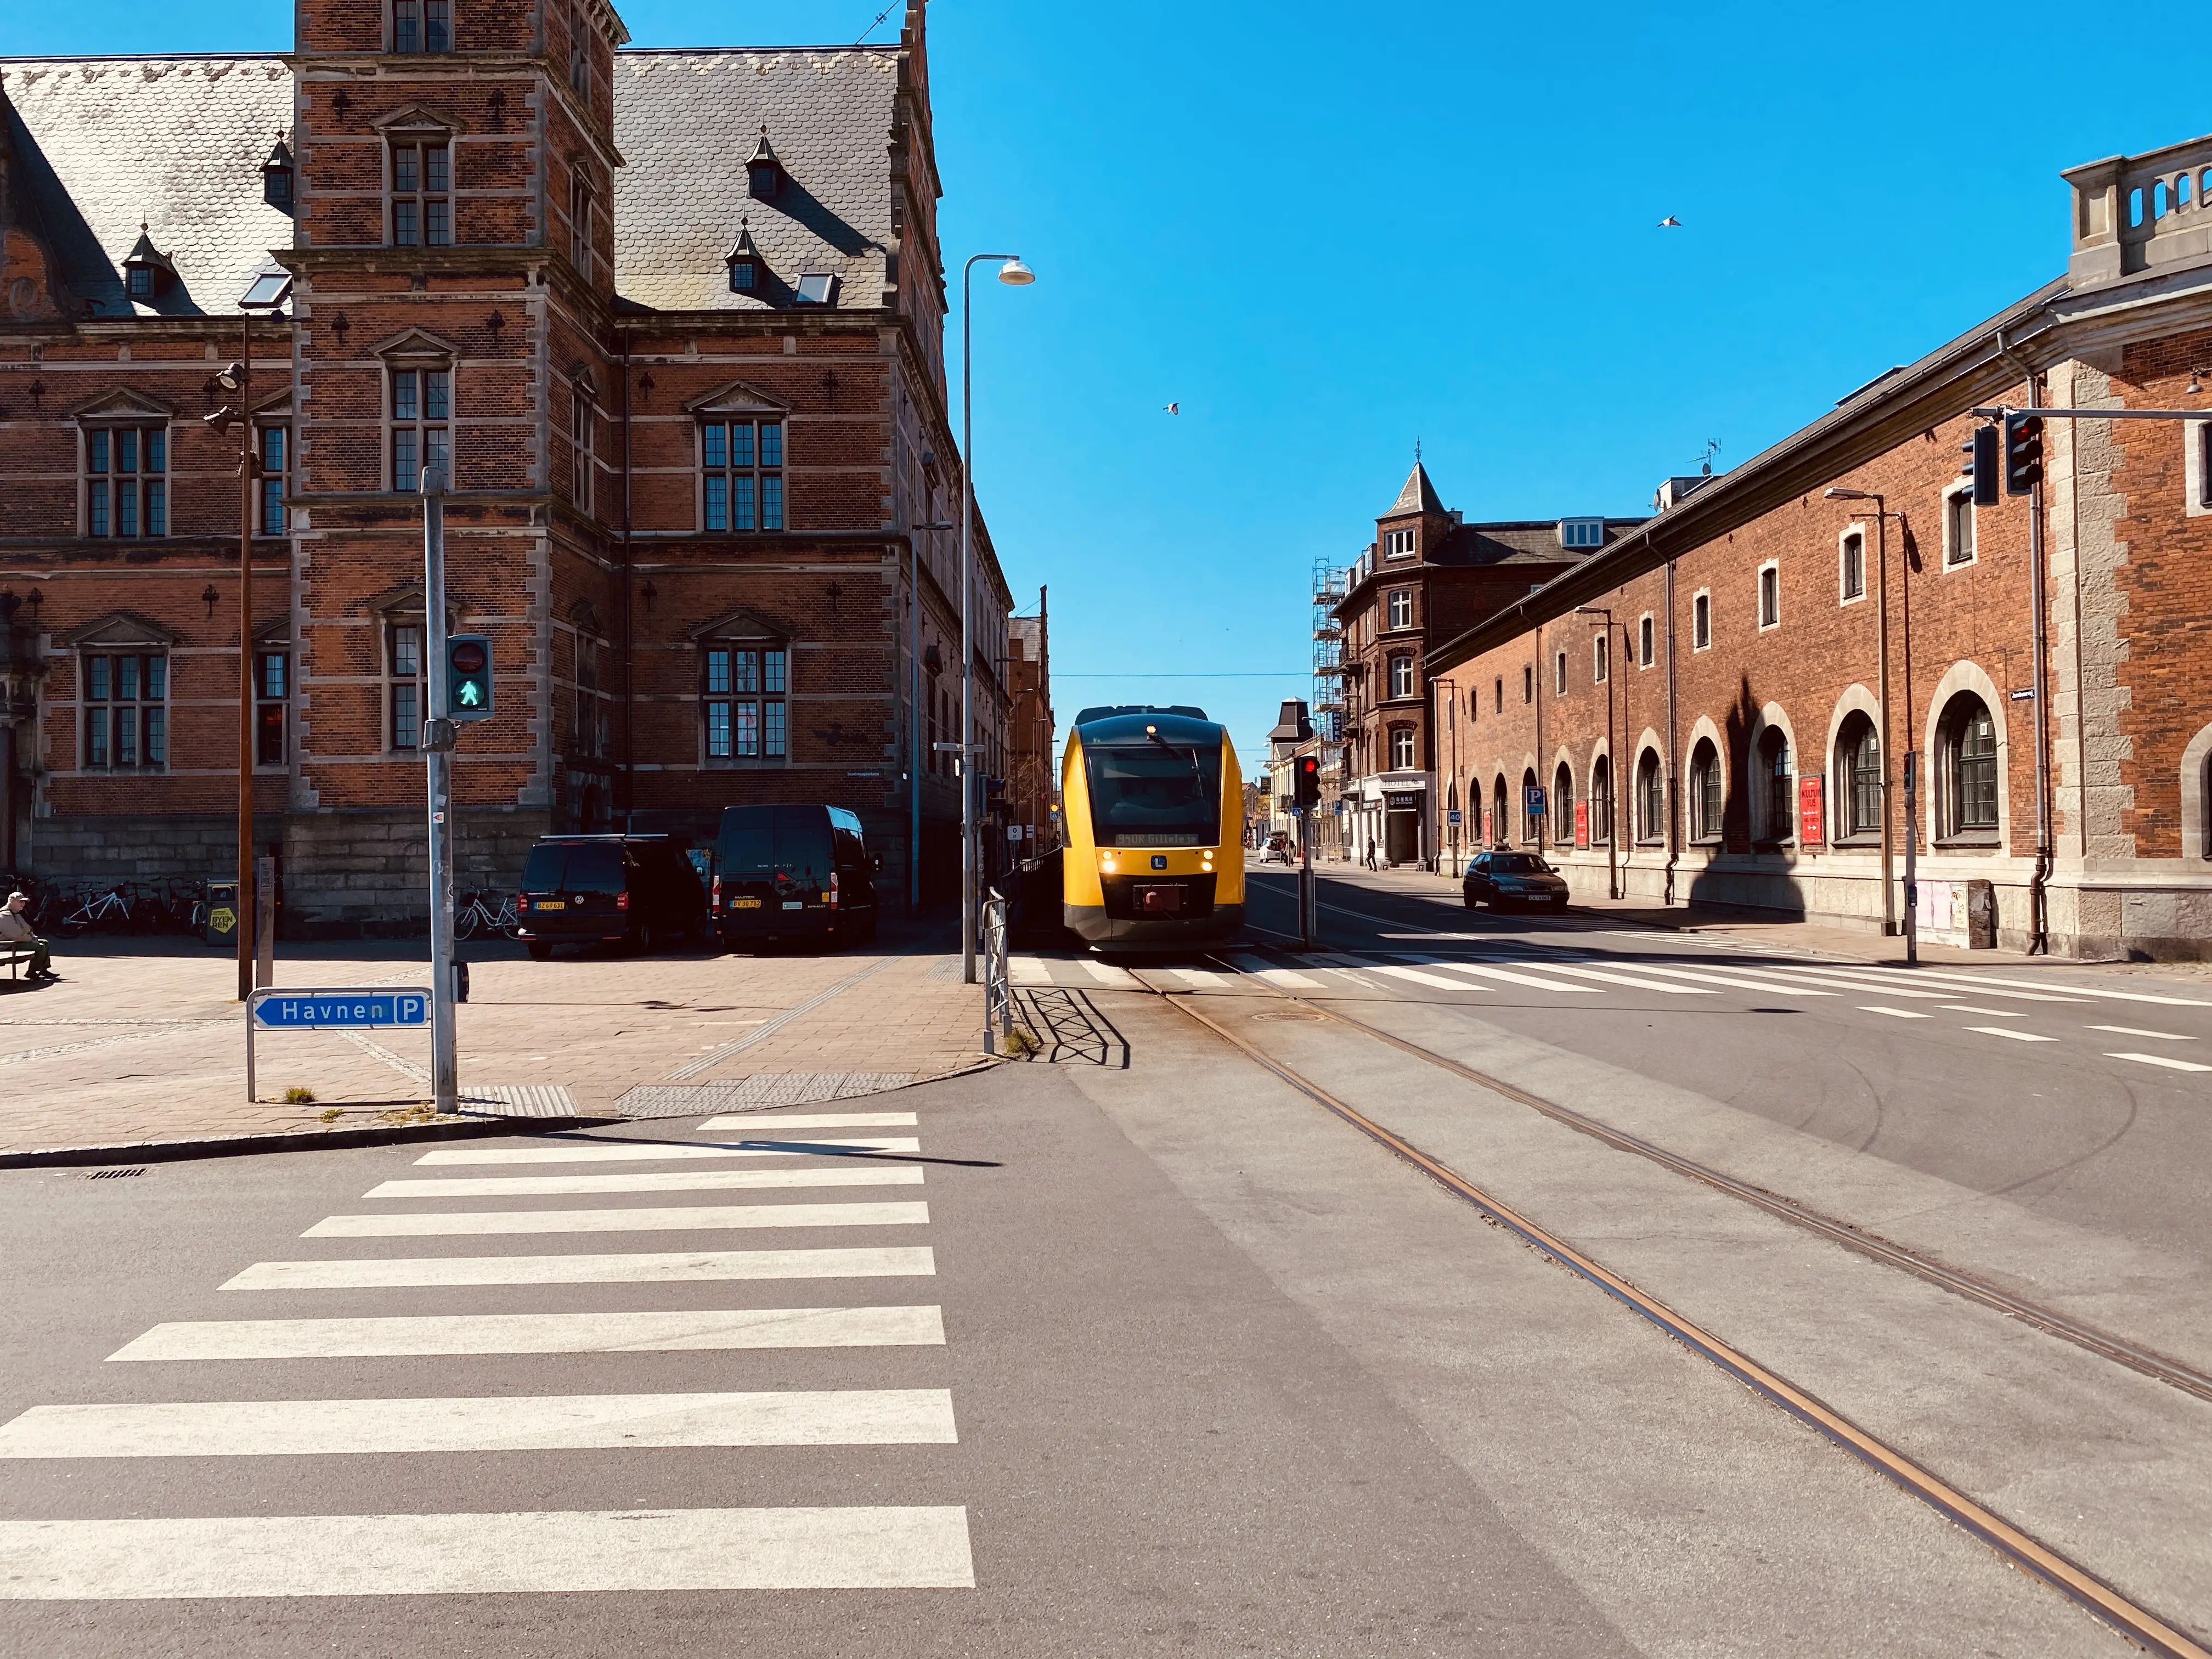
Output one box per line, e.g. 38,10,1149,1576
1532,623,1544,853
1664,560,1680,905
1997,336,2053,953
619,329,634,833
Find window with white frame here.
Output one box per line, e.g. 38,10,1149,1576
389,134,451,246
1385,653,1412,699
701,418,785,531
1758,564,1780,629
1692,591,1711,649
393,0,450,52
1689,739,1722,840
567,377,595,514
81,649,167,771
390,363,452,492
83,422,167,539
1945,487,1976,566
1387,588,1412,629
1521,663,1533,704
1939,693,2000,838
387,619,424,752
1638,613,1654,667
1594,633,1608,684
1384,527,1416,558
1554,650,1567,695
1389,726,1415,770
256,644,289,768
1837,713,1882,838
703,643,788,760
1637,750,1664,841
1840,529,1865,601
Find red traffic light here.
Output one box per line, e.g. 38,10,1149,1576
450,640,487,675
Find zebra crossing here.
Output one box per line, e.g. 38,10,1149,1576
1006,940,2212,1074
0,1108,973,1600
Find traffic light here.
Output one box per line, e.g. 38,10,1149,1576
1293,754,1321,809
446,634,494,721
2004,413,2044,497
984,777,1007,815
1969,424,2000,507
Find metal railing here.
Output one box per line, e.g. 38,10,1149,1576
981,893,1013,1055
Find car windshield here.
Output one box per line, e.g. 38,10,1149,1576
1489,854,1552,874
1086,742,1222,847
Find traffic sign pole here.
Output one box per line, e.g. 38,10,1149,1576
422,467,458,1115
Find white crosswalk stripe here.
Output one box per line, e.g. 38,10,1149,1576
1963,1026,2058,1042
1078,957,1143,988
2107,1051,2212,1073
1227,953,1323,990
1374,963,1482,991
1472,959,1713,995
1413,959,1601,994
0,1112,977,1601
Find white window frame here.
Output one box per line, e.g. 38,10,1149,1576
1692,589,1711,651
1942,484,1977,569
1638,612,1655,668
2187,420,2212,517
1838,525,1867,605
1593,632,1608,684
1389,726,1416,770
1554,650,1567,695
1387,653,1414,701
1757,561,1780,630
1383,527,1416,559
1386,588,1413,630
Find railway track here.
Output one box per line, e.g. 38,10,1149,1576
1108,956,2212,1659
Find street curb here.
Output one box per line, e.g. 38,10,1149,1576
0,1114,618,1171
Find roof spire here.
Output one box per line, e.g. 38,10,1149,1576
1384,456,1445,518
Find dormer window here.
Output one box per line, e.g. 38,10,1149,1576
746,127,783,201
725,220,763,294
261,137,296,213
1383,527,1416,558
121,227,173,303
1558,517,1605,550
794,272,836,306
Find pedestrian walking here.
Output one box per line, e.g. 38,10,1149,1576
1364,840,1378,872
0,891,55,983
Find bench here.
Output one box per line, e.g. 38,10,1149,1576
0,945,36,984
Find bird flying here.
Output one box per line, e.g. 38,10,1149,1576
1164,402,1180,414
1658,216,1681,228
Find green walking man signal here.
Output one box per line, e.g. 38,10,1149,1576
447,635,494,722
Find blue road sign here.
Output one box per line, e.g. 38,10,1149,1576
1447,809,1463,825
250,990,430,1030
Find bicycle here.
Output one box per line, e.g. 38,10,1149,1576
55,885,132,938
454,889,521,941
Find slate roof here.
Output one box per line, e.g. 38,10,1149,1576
1433,519,1646,567
2,57,294,319
611,48,898,313
1382,460,1446,518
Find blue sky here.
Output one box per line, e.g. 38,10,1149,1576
17,0,2211,760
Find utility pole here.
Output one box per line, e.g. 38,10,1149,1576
421,467,458,1115
1903,751,1920,965
234,311,256,1002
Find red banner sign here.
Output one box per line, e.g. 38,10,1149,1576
1574,800,1589,848
1798,775,1825,845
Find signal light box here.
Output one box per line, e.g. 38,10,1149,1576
447,635,494,721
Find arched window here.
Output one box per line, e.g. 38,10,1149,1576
1492,775,1508,846
1521,767,1541,842
1689,738,1722,842
1637,751,1664,842
1553,761,1573,843
1758,728,1791,843
1590,754,1612,845
1940,694,2000,837
1836,713,1882,838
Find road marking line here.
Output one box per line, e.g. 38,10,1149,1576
1938,1004,2023,1017
221,1246,936,1291
1227,953,1323,989
364,1168,923,1200
1008,956,1054,986
1172,968,1232,989
1481,960,1712,995
2087,1024,2196,1042
1374,963,1485,991
1077,957,1142,988
1780,967,2089,1004
1859,1006,1932,1019
0,1390,959,1459
693,1113,918,1131
1839,965,2209,1007
414,1138,919,1166
1414,960,1602,994
0,1507,975,1596
304,1201,929,1238
1562,961,1836,996
1761,970,1956,1000
109,1305,947,1362
2106,1051,2212,1073
1964,1026,2058,1042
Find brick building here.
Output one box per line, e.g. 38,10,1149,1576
0,0,1014,930
1005,587,1054,851
1331,459,1641,868
1427,132,2212,960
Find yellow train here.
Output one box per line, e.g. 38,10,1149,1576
1061,705,1244,947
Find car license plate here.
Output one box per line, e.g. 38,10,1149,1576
782,901,805,911
732,898,762,909
537,900,565,910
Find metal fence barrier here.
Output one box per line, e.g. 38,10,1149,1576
981,893,1012,1056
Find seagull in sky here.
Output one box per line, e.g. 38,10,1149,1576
1164,402,1180,414
1657,216,1681,228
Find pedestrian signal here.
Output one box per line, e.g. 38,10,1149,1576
447,634,494,722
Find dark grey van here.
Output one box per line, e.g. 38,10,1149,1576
715,804,878,950
517,834,708,960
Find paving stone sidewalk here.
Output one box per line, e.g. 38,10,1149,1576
0,924,988,1158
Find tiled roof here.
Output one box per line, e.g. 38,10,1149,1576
611,48,898,313
2,57,293,319
1436,520,1646,566
1383,460,1446,518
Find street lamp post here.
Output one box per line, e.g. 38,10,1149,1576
1824,488,1900,943
1575,606,1618,900
958,252,1034,985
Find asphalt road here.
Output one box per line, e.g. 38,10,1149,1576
0,1028,2154,1654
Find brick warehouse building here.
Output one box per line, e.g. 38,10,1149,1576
1330,457,1641,870
0,0,1014,930
1427,133,2212,960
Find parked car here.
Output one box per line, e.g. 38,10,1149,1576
516,834,708,960
1463,850,1571,912
715,804,879,951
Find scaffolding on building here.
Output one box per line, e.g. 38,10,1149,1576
1310,557,1349,857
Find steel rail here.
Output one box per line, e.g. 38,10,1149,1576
1146,973,2212,1659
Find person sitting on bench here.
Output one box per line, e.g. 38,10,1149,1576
0,891,54,982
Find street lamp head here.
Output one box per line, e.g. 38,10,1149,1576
996,257,1035,287
1823,486,1874,501
1572,605,1610,616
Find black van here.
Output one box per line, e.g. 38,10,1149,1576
715,804,878,950
516,834,709,960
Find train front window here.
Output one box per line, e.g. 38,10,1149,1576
1086,743,1222,847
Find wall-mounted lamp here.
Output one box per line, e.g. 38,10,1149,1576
2190,369,2205,396
24,589,41,625
636,371,654,405
826,580,842,613
329,311,350,346
485,309,505,341
202,584,221,618
26,380,44,408
639,579,658,612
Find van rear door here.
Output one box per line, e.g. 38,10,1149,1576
561,842,628,937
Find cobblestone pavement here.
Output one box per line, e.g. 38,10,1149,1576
0,924,986,1157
